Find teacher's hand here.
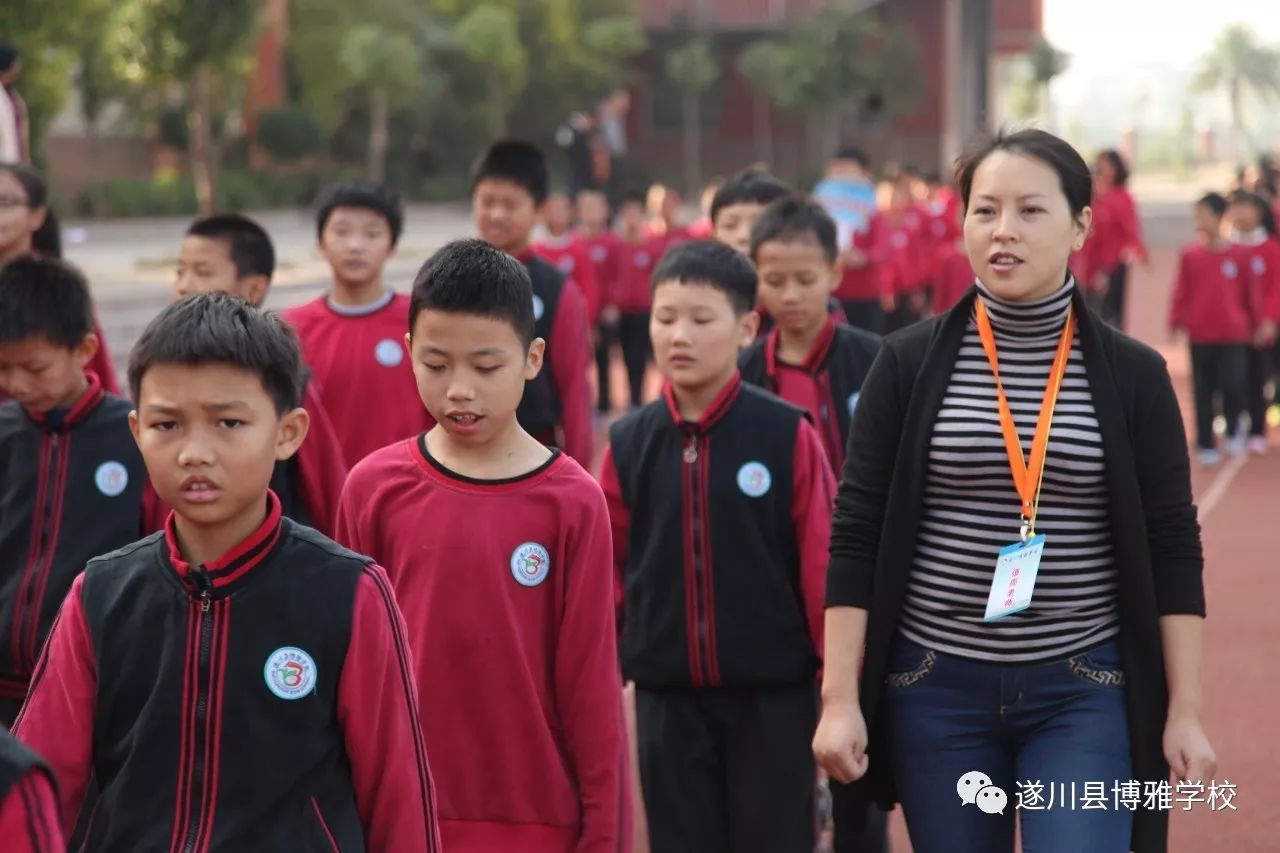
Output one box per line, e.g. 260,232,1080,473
813,701,870,784
1164,710,1217,783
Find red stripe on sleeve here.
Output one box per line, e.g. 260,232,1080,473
597,448,630,633
548,279,594,465
791,419,836,659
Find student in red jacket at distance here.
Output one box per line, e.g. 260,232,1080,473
472,140,594,463
0,163,118,400
284,182,434,469
614,190,663,408
172,213,348,535
578,188,624,413
337,240,626,852
932,205,975,314
1226,190,1280,454
647,183,693,248
1088,149,1147,329
535,190,601,324
1169,193,1260,465
873,180,929,332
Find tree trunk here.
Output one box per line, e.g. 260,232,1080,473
752,93,774,169
187,62,218,215
683,89,702,197
1228,76,1244,165
368,84,390,183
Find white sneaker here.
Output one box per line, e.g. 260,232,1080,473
1225,435,1247,457
1248,436,1270,455
1198,448,1223,467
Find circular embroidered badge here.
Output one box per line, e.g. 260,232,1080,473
847,391,862,415
532,294,545,321
374,338,404,367
94,461,129,497
1252,255,1267,276
590,245,607,263
736,462,772,498
264,646,317,700
510,542,552,587
557,256,576,274
1222,260,1238,279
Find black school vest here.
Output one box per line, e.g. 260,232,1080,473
0,393,144,701
609,380,818,689
79,519,368,852
518,256,566,436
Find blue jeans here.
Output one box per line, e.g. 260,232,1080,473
882,635,1133,853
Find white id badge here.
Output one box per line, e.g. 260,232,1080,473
983,535,1046,622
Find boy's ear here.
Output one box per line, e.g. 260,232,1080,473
74,332,100,370
274,407,310,462
523,338,546,381
736,310,760,350
128,409,141,445
240,275,270,307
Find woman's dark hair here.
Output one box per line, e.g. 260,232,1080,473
32,209,61,259
0,164,58,257
955,129,1093,221
0,163,47,209
1097,149,1129,188
1230,190,1279,238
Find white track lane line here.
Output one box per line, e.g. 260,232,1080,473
1197,454,1248,524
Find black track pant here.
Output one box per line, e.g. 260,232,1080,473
637,683,818,853
1190,343,1248,448
619,311,651,408
842,299,886,336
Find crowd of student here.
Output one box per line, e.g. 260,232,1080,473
0,127,1222,853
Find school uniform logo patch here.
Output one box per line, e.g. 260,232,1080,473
1252,255,1267,276
736,462,772,498
374,338,404,367
557,256,576,274
532,294,545,321
590,245,607,263
847,392,862,415
264,647,317,700
1222,260,1238,279
892,232,908,249
635,252,651,267
94,461,129,497
510,542,551,587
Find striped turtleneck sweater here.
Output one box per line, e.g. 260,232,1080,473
900,279,1121,663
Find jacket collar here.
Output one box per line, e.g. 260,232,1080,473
165,491,284,593
662,371,742,435
764,315,838,379
28,371,105,432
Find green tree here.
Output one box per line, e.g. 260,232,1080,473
736,40,786,167
337,26,421,182
455,4,528,138
665,36,718,195
1192,24,1280,164
114,0,257,213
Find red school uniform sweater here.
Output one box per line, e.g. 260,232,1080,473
1233,232,1280,323
284,290,435,469
336,440,626,853
834,216,885,303
580,230,622,317
613,236,663,313
534,233,602,324
1088,186,1148,274
871,211,926,296
932,241,975,314
1169,242,1262,344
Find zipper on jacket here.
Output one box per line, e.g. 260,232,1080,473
684,434,713,686
15,433,65,672
180,567,215,853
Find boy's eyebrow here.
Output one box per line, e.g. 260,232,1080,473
141,400,252,414
419,345,510,358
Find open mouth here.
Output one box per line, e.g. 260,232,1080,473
179,476,222,504
990,252,1023,271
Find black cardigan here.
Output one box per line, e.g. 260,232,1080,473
826,284,1205,853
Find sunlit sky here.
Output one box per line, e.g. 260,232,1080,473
1044,0,1280,103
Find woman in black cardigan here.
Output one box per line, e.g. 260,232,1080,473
813,130,1215,853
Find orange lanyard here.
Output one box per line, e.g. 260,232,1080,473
974,300,1076,541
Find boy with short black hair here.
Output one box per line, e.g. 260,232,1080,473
472,140,594,463
285,181,434,469
15,292,440,851
710,169,793,256
336,239,625,852
0,257,152,725
740,196,880,475
600,239,835,852
173,213,348,535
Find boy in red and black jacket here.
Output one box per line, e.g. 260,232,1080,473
15,293,440,852
172,213,348,535
336,240,625,852
0,258,153,726
600,240,834,852
472,140,594,464
739,196,881,477
284,182,435,469
0,729,62,852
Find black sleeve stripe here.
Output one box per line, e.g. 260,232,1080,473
360,565,440,853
